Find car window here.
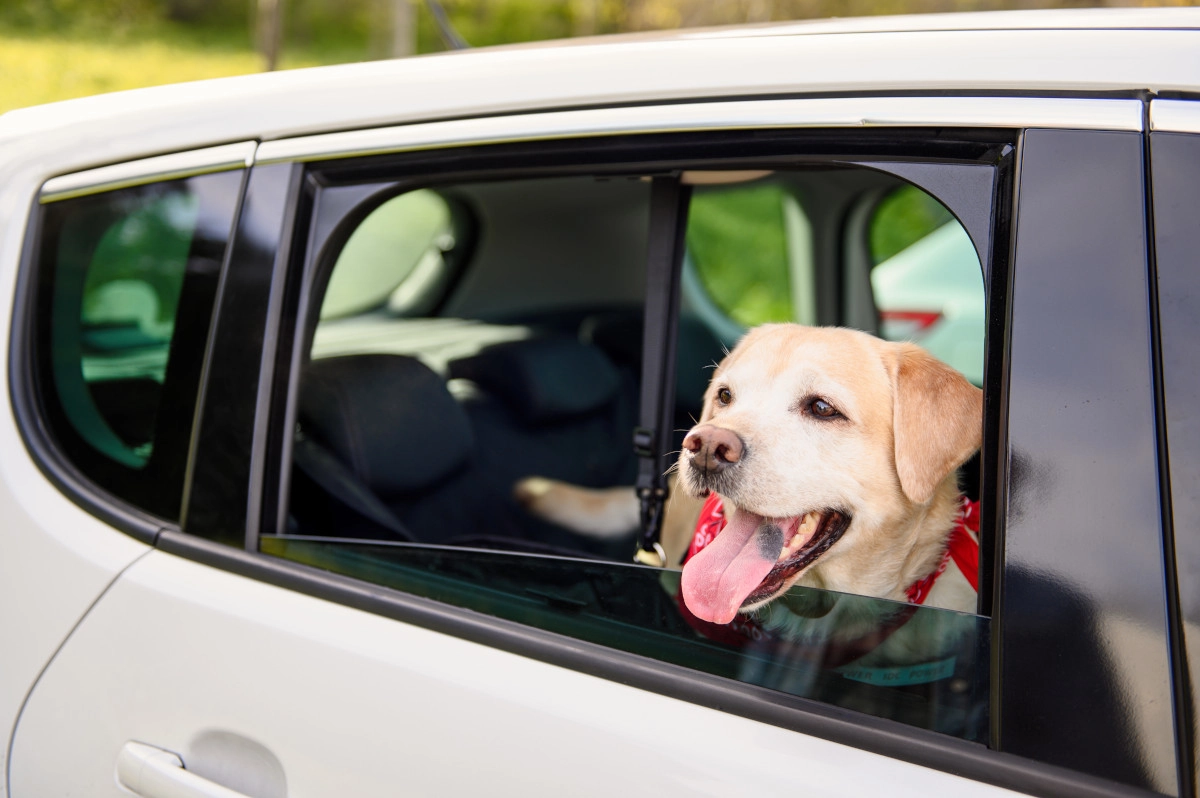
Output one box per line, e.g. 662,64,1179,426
32,171,243,519
296,176,654,560
264,152,995,744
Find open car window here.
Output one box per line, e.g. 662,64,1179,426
265,144,996,744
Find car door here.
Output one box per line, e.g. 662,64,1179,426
7,96,1178,798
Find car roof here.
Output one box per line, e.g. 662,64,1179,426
0,8,1198,183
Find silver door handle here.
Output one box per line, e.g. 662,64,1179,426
116,741,254,798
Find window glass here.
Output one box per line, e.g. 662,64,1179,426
321,189,455,320
36,171,242,518
263,537,989,742
684,176,984,388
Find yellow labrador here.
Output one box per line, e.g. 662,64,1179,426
516,323,982,624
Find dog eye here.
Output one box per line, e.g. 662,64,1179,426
808,398,841,419
716,387,733,406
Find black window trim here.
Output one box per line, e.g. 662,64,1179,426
999,125,1178,793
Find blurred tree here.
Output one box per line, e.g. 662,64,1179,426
393,0,416,56
0,0,159,29
258,0,285,70
572,0,599,35
4,0,1198,74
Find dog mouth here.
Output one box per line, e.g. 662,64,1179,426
681,506,851,625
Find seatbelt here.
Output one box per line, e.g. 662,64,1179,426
292,431,414,540
633,175,692,567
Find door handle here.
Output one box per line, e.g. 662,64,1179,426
116,741,253,798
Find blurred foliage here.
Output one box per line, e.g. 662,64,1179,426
688,181,963,328
0,26,320,113
6,0,1194,60
2,0,1197,113
688,183,793,327
870,185,955,264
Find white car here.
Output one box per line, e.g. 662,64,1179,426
2,9,1199,797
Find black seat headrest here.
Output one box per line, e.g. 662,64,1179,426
448,337,620,425
580,311,725,412
299,354,473,496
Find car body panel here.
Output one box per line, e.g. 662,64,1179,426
253,96,1142,166
8,548,1030,798
0,158,153,792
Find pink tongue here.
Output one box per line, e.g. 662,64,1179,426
681,507,785,624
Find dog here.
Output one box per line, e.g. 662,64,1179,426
515,323,983,628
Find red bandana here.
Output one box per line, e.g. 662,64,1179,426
685,493,980,605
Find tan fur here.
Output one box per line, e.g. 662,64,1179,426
515,323,982,614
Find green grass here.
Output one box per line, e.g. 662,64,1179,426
0,23,343,115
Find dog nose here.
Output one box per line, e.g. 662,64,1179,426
683,425,744,474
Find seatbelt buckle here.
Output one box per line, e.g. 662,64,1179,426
633,541,667,568
634,484,668,566
632,427,655,458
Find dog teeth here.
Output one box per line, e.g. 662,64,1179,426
778,512,821,561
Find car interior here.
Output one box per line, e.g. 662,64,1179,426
282,166,985,563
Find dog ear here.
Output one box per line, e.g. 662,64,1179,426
891,342,983,504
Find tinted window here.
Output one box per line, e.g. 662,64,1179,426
35,171,242,518
264,536,989,741
321,189,457,320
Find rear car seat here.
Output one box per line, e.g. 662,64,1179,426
291,343,639,558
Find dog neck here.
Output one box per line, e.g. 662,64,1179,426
802,474,964,605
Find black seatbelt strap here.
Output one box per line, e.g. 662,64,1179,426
293,432,414,541
634,175,691,566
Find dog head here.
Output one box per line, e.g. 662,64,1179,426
678,324,982,624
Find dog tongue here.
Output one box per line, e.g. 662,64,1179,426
681,507,784,625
